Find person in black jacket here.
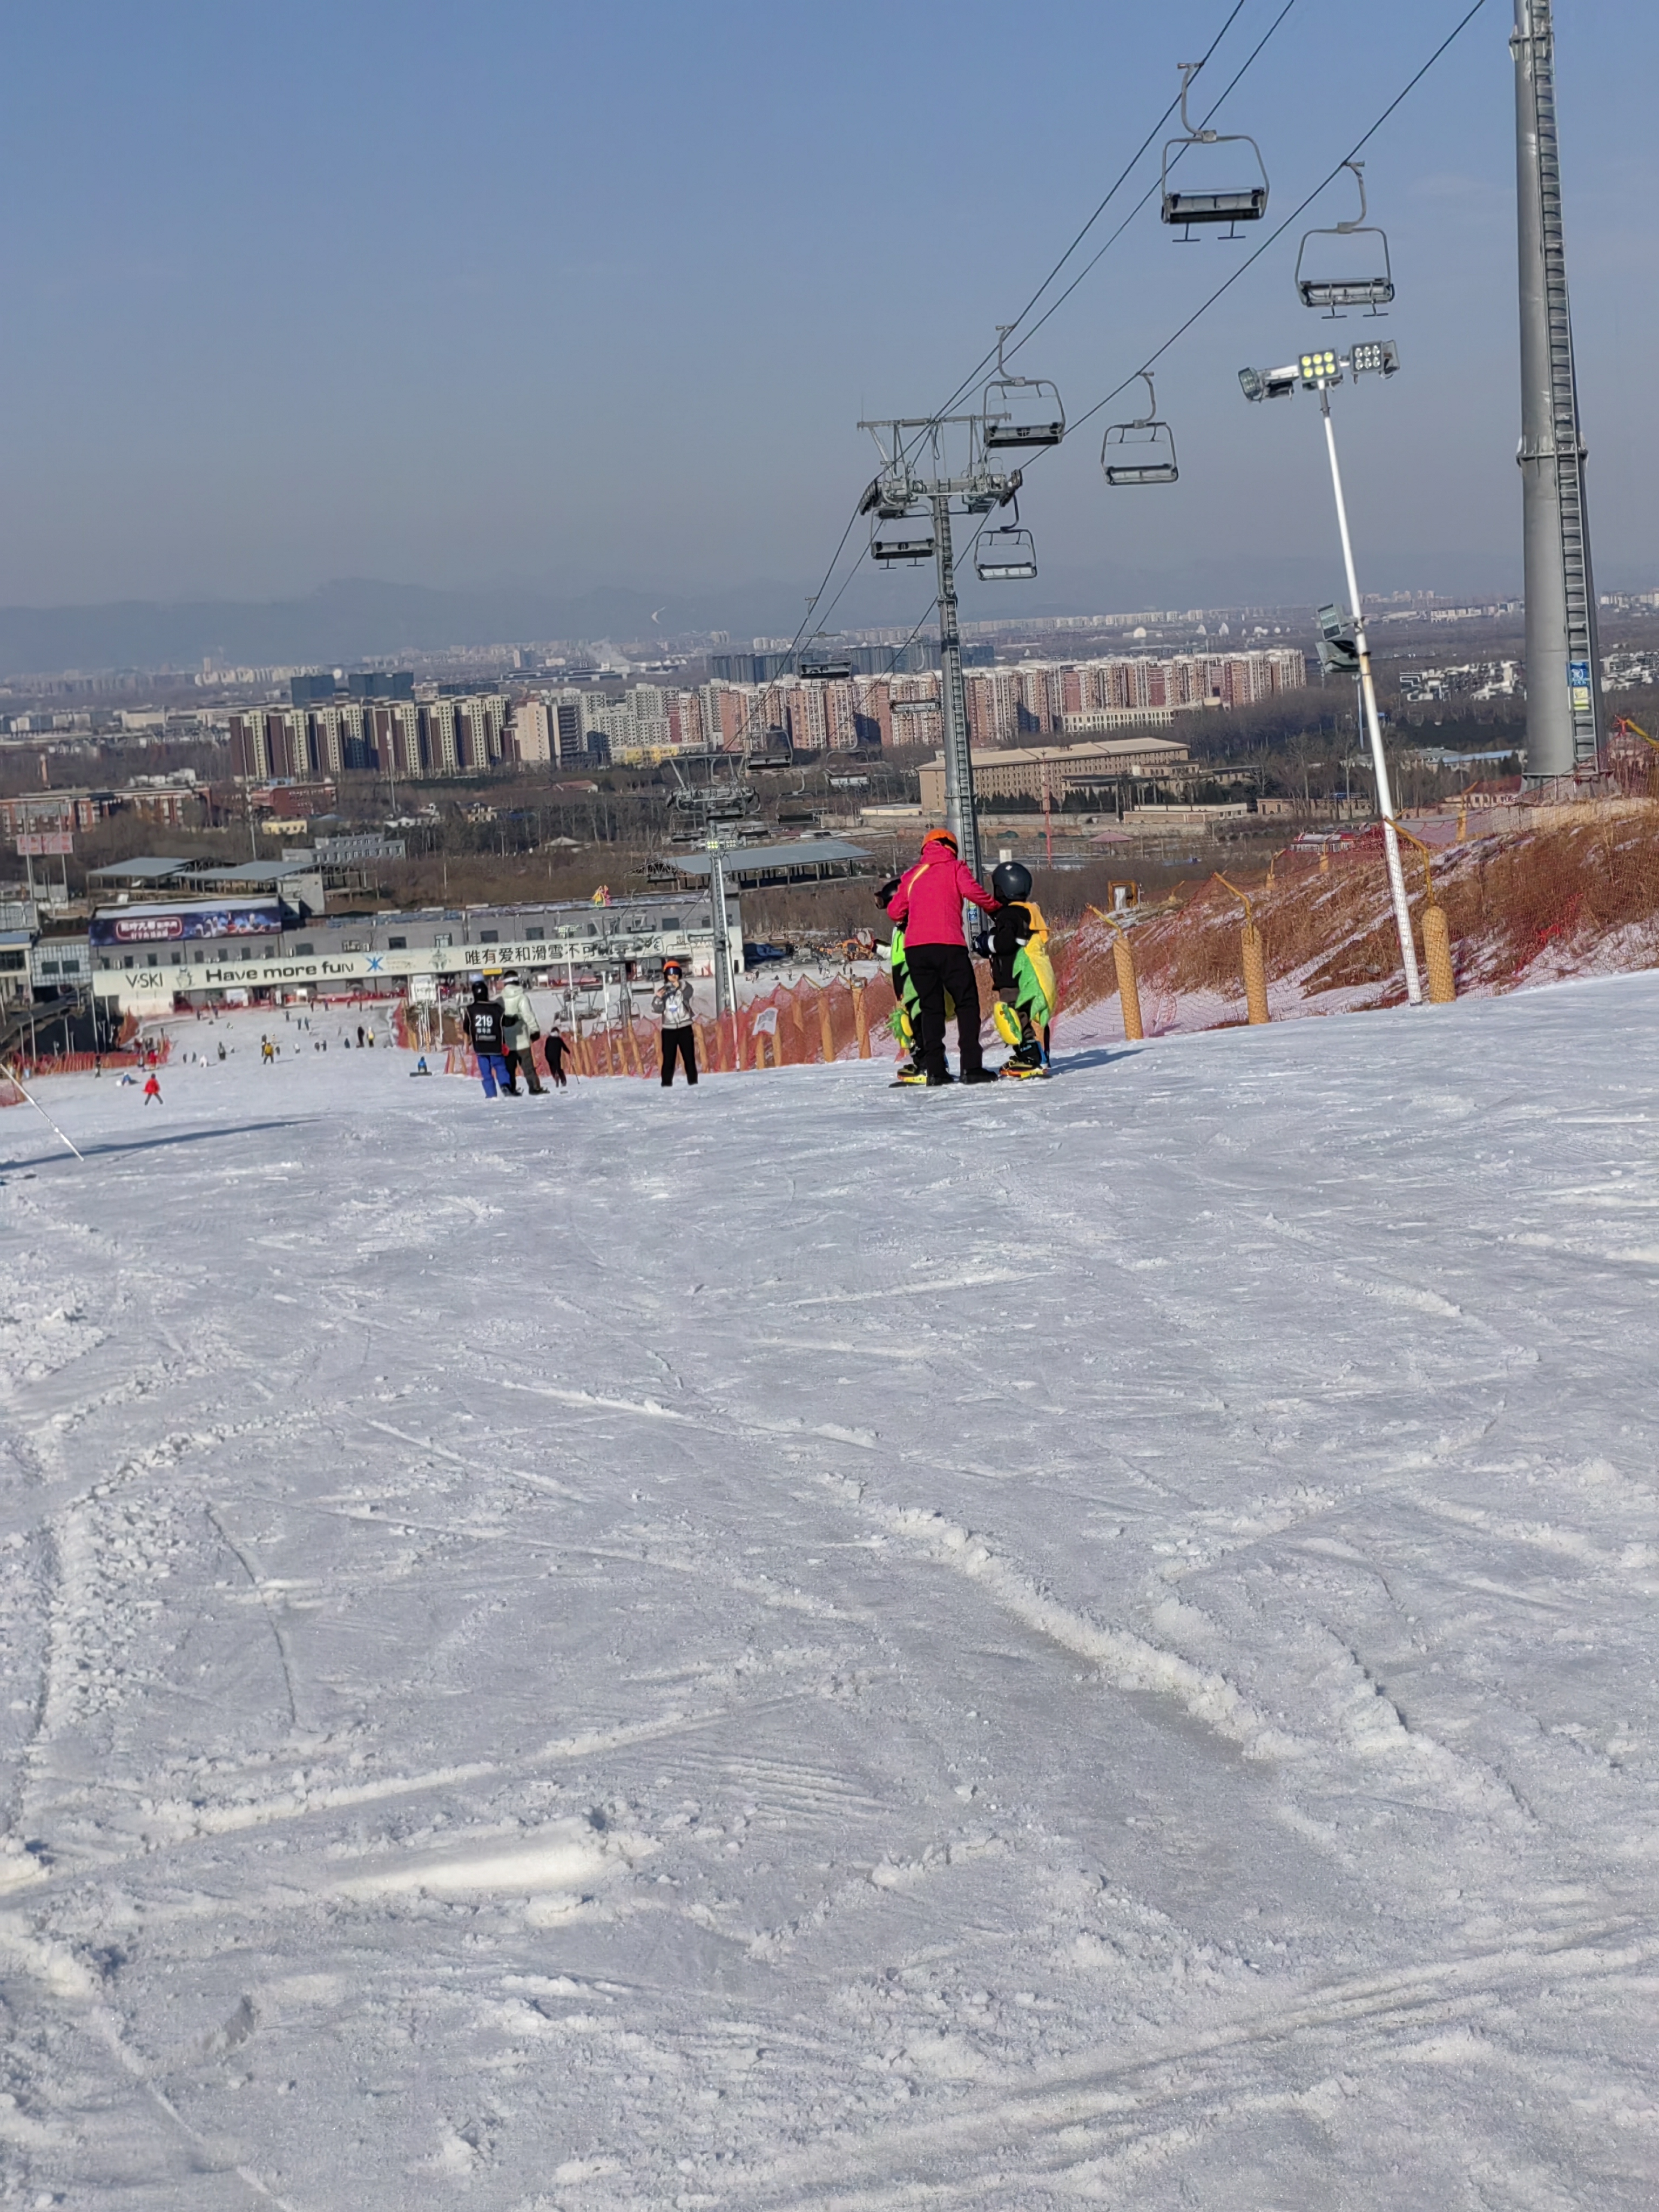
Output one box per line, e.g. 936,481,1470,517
462,978,512,1098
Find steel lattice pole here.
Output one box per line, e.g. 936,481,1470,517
932,493,981,885
1513,0,1602,778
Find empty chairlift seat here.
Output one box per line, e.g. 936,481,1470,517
975,525,1038,581
1101,373,1179,486
1161,60,1269,240
1295,161,1394,315
870,517,936,565
981,326,1065,449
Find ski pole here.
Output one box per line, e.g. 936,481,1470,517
0,1056,85,1162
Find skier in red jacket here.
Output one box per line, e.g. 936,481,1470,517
885,827,999,1085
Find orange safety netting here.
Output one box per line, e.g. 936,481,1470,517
1,1037,171,1106
1054,805,1659,1030
568,975,891,1077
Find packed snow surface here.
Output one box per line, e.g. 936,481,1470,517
3,981,1658,2209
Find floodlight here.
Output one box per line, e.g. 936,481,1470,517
1239,365,1296,403
1317,602,1350,641
1299,348,1341,387
1349,339,1400,377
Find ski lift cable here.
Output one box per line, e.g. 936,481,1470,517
718,3,1304,763
785,3,1489,775
892,0,1260,470
707,486,875,764
1006,0,1303,370
828,0,1491,693
899,0,1306,474
791,2,1298,665
1044,0,1493,451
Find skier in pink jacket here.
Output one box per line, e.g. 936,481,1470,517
885,827,999,1084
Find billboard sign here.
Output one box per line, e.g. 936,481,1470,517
90,902,285,947
1569,658,1593,715
15,832,73,857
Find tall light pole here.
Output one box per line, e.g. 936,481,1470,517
1512,0,1601,780
1240,342,1422,1006
857,416,1025,886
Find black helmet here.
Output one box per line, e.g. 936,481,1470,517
471,977,490,999
875,876,902,908
992,860,1033,903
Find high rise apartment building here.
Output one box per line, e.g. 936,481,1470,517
230,694,510,783
228,649,1306,784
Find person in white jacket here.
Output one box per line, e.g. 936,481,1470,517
651,960,698,1087
498,972,545,1095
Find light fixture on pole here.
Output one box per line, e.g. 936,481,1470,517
1239,339,1422,1006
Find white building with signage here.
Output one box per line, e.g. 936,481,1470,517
89,893,744,1021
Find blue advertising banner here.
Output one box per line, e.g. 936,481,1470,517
91,902,285,947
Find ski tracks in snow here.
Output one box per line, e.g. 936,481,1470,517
1,993,1657,2204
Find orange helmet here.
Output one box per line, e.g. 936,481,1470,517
923,827,958,853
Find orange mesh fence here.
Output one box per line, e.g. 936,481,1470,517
1053,807,1659,1031
7,1040,171,1082
570,975,894,1076
1,1037,171,1105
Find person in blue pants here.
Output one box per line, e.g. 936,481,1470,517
462,978,511,1097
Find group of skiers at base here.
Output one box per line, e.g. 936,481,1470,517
458,830,1051,1101
882,827,1055,1085
461,964,698,1097
461,972,568,1098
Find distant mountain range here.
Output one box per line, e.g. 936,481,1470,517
0,556,1528,681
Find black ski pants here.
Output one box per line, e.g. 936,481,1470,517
505,1045,544,1094
904,941,984,1080
660,1025,698,1086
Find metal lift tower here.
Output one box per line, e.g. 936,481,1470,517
858,418,1026,881
1513,0,1603,780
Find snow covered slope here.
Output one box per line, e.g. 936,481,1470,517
2,983,1657,2209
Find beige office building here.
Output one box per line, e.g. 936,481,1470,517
918,735,1191,814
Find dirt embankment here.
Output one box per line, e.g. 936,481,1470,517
1050,808,1659,1034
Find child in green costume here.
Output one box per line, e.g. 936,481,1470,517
984,861,1056,1076
876,876,926,1077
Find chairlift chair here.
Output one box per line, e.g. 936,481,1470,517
976,525,1037,582
1295,162,1393,315
981,326,1065,449
1161,61,1269,240
1101,373,1179,486
870,516,936,565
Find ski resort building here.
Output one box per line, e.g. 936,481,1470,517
918,734,1193,815
86,892,744,1021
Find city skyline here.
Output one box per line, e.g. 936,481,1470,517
0,1,1653,627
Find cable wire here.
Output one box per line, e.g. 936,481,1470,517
724,0,1486,766
1065,0,1493,440
832,0,1495,773
1007,0,1302,366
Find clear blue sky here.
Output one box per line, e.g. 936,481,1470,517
0,0,1650,616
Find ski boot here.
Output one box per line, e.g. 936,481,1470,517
1000,1040,1049,1080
